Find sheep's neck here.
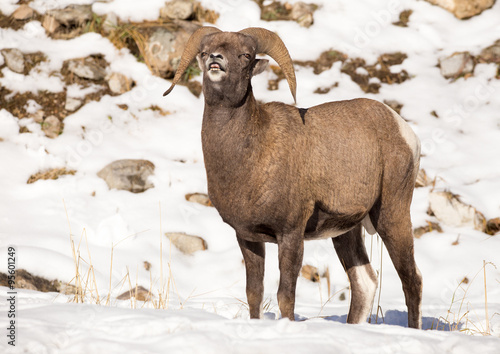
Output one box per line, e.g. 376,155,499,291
201,90,266,187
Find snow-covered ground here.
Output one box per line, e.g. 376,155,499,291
1,0,500,352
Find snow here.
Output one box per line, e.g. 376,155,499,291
1,0,500,352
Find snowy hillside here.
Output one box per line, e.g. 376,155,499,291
1,0,500,352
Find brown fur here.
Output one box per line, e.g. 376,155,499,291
168,29,423,328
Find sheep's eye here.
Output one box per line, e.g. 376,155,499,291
201,52,208,58
241,53,251,60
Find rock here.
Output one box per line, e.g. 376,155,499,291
65,97,83,112
428,191,486,232
301,264,320,282
1,48,25,74
185,193,212,207
12,4,34,20
117,286,151,301
424,0,495,19
46,5,92,27
413,221,443,238
57,282,78,295
478,40,500,64
32,110,45,123
165,232,207,254
486,217,500,235
107,72,133,95
103,12,118,34
160,0,194,20
290,2,315,27
67,57,106,81
97,159,155,193
141,22,200,77
42,15,61,33
439,52,475,79
42,115,62,139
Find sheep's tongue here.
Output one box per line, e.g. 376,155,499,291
210,63,221,70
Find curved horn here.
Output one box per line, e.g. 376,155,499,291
239,27,296,103
163,26,221,96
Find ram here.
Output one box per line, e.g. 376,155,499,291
164,27,422,329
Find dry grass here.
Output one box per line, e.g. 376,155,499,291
434,261,497,335
63,199,186,309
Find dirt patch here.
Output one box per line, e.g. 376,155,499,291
486,217,500,236
341,52,409,93
414,221,443,238
0,269,60,292
27,167,76,184
294,50,348,75
0,89,67,121
22,52,48,75
393,9,413,27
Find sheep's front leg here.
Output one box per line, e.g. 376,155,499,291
237,237,265,319
277,232,304,320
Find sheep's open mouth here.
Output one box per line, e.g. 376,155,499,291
208,62,225,72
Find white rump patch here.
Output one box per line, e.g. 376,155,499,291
383,104,421,168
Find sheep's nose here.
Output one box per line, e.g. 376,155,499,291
210,53,223,59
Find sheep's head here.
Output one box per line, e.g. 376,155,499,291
163,27,296,105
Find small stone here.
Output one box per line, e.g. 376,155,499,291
42,115,62,139
185,193,213,207
291,2,315,27
117,286,151,302
97,159,155,193
160,0,194,20
479,40,500,64
301,265,320,282
103,12,118,34
1,48,25,74
424,0,495,19
67,58,106,81
42,15,60,33
107,72,133,95
32,110,45,123
46,5,92,27
428,191,486,232
12,4,34,20
166,232,207,255
65,97,83,112
439,52,475,79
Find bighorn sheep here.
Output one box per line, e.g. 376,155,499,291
164,27,422,329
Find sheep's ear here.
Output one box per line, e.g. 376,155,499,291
196,54,204,71
252,59,268,76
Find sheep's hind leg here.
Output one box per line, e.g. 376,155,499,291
370,206,423,329
276,230,304,321
237,237,265,319
332,224,378,324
